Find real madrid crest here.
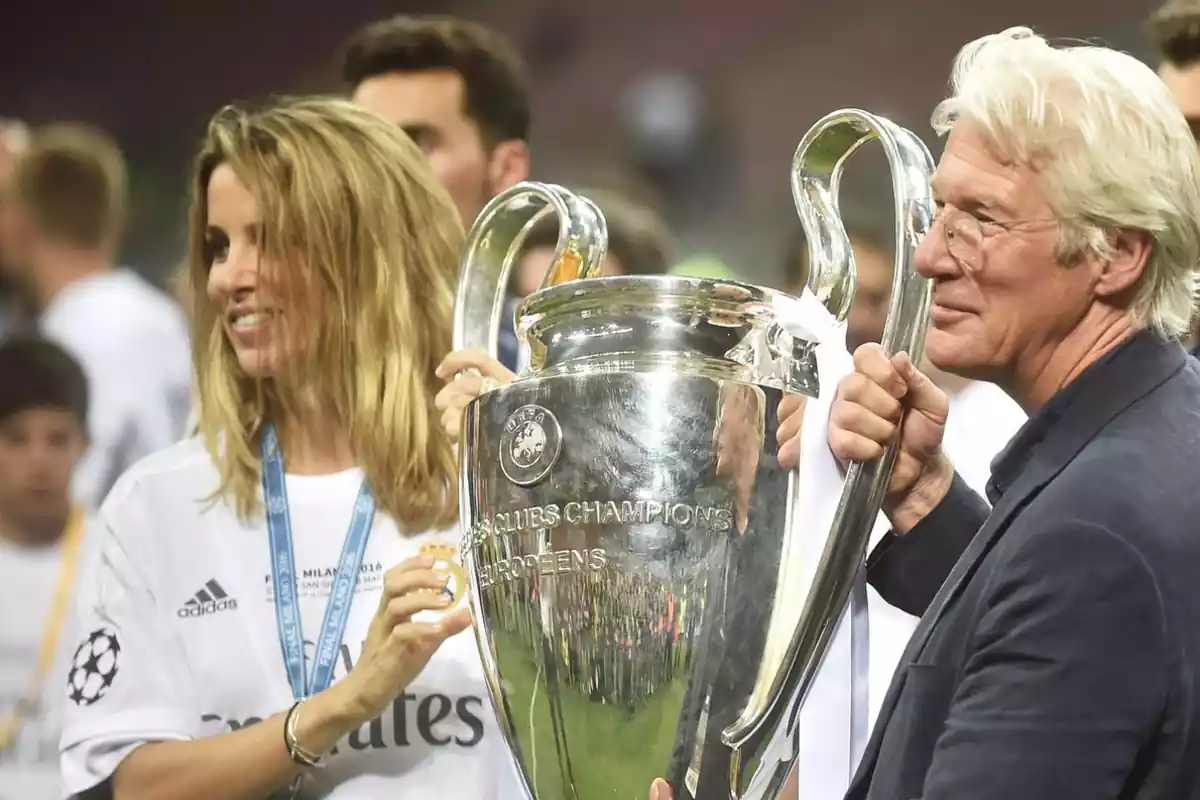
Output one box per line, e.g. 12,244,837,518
499,404,562,487
419,540,467,612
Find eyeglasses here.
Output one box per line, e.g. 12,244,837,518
914,199,1062,270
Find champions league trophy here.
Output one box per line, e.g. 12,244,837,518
453,110,934,799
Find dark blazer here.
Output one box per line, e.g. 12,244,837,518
849,332,1200,800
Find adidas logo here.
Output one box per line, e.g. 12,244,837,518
177,579,239,618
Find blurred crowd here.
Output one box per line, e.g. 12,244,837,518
3,1,1200,798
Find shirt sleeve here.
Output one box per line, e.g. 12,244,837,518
59,483,200,794
866,472,990,617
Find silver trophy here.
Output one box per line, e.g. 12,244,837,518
453,110,934,799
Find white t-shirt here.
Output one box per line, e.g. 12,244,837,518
59,438,523,799
941,379,1027,498
39,269,192,511
0,516,100,800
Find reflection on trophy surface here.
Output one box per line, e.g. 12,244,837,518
453,110,934,800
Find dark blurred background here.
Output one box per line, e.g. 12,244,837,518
0,0,1163,284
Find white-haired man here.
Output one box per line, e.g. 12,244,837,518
774,26,1200,800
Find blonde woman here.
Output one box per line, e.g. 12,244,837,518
59,98,519,799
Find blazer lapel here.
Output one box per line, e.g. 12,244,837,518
845,334,1186,798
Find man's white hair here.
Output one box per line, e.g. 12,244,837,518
931,27,1200,337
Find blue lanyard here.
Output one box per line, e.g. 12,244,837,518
261,424,375,700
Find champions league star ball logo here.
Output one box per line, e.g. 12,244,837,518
67,628,121,706
499,404,562,487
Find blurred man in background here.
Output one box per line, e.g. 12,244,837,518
2,124,190,509
343,15,533,369
343,14,550,371
0,336,98,799
1151,0,1200,128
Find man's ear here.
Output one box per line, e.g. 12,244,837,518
1093,228,1153,299
488,139,531,194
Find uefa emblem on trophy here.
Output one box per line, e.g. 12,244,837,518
452,109,934,799
499,404,563,487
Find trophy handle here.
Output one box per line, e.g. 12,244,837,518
451,181,609,358
721,111,934,757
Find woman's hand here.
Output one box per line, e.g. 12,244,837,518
332,554,471,727
434,348,517,441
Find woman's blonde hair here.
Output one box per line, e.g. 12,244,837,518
187,97,463,532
